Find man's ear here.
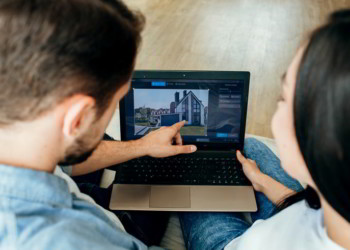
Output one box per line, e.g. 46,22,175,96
62,95,96,139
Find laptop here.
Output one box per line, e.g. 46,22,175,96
109,70,257,212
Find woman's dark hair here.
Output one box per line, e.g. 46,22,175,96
278,9,350,222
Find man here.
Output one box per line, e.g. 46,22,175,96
0,0,196,249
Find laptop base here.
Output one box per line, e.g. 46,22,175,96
109,184,257,212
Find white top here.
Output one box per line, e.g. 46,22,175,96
54,166,125,231
225,200,344,250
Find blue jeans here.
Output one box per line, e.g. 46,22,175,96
179,138,304,250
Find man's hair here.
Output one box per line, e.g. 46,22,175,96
0,0,144,125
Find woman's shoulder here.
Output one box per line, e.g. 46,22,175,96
248,200,318,236
227,200,342,250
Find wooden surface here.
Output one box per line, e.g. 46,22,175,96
124,0,350,138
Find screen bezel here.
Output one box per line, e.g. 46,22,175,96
119,70,250,151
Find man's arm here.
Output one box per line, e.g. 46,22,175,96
71,139,146,176
71,121,197,176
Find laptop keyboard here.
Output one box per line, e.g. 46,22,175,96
113,156,251,186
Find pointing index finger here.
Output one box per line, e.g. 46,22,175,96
172,120,187,132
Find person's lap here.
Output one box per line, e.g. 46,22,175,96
178,138,304,250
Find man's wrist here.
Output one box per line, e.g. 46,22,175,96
133,138,150,157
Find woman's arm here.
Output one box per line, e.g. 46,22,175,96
237,150,295,204
258,173,296,204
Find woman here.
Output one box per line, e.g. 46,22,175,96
179,9,350,250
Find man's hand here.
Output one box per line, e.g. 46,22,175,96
139,121,197,158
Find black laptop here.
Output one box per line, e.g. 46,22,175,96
109,70,257,212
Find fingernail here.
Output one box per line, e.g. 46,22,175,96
237,150,241,155
191,146,197,152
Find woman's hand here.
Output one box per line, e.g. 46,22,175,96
236,150,265,192
237,150,296,204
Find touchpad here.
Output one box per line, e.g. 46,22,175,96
150,186,191,208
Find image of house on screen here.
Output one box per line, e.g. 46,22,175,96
134,89,208,136
168,90,206,126
147,90,207,127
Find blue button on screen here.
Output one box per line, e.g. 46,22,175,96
216,133,228,138
152,82,166,86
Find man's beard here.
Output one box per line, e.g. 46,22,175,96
58,136,101,167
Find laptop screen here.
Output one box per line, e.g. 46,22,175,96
119,71,249,150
